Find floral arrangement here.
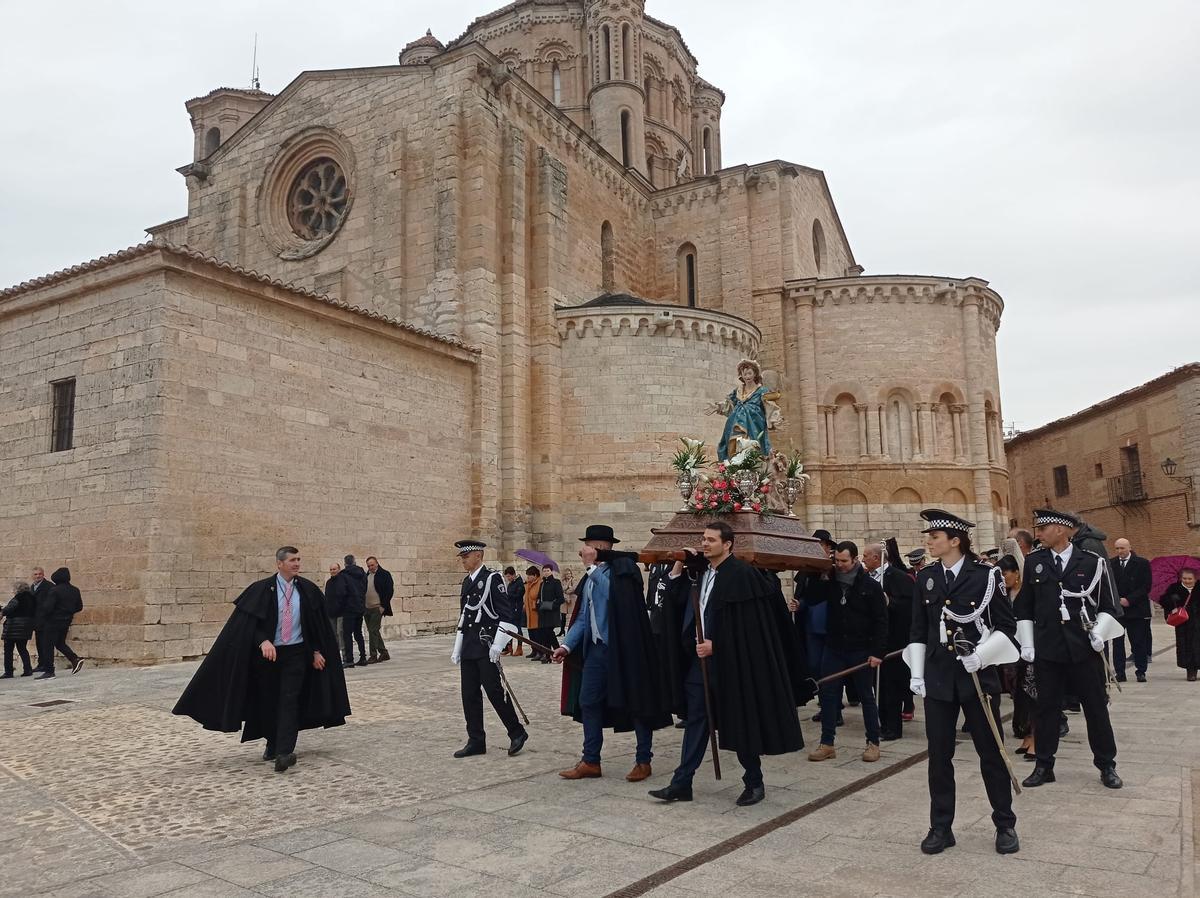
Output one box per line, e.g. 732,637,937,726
670,437,709,474
675,438,772,514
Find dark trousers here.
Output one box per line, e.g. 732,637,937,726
878,656,908,735
530,626,559,654
460,655,525,745
342,613,365,661
924,692,1016,830
579,641,653,764
365,607,386,657
1112,617,1152,677
4,639,32,674
671,661,761,789
1034,654,1117,770
255,644,307,755
819,646,880,745
36,623,78,673
329,615,344,658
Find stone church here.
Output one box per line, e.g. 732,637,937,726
0,0,1010,662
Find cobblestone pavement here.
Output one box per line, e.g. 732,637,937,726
1,623,1194,898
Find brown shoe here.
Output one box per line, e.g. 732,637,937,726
625,763,652,782
559,761,602,780
862,742,881,762
807,744,837,762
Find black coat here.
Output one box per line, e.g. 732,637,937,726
1161,583,1200,669
342,563,367,614
324,572,351,618
1014,546,1120,664
1110,553,1153,619
807,566,888,658
31,578,56,625
172,575,350,740
458,566,515,661
2,590,35,641
538,576,565,614
664,556,807,755
910,559,1017,702
371,567,395,616
507,577,526,628
561,551,673,733
48,567,82,625
882,565,915,652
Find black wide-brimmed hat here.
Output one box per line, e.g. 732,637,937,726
1033,508,1080,528
454,539,487,556
579,524,620,544
920,508,975,534
812,529,836,547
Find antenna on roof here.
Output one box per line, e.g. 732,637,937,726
250,33,261,90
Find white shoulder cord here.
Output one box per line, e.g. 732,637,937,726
939,566,997,644
1062,557,1105,626
463,571,501,624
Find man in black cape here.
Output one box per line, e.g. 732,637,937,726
552,525,673,782
650,521,811,807
173,546,350,772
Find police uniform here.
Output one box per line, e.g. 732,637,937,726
1014,510,1122,788
904,509,1020,855
451,539,528,758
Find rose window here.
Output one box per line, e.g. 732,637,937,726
287,157,349,240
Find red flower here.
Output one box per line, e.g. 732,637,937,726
752,502,762,512
708,500,718,508
717,463,727,472
759,483,770,493
722,492,732,501
733,502,743,512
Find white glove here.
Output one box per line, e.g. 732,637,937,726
1089,632,1105,652
451,632,463,666
960,652,983,673
910,677,926,698
1017,620,1035,663
488,644,503,663
1020,645,1035,663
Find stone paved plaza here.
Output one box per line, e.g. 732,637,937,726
1,622,1194,898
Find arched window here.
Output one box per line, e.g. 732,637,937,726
204,126,221,156
812,219,826,272
601,221,614,291
601,26,612,81
677,243,697,307
552,62,562,105
621,24,632,80
834,393,859,458
702,128,712,175
587,35,594,91
887,391,915,461
620,110,631,167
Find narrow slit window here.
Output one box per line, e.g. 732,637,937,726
51,378,76,452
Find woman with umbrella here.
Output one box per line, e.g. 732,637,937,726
1160,567,1199,681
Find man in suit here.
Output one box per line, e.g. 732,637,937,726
865,544,915,740
906,509,1020,855
173,546,350,772
29,566,53,673
1110,538,1153,682
341,554,368,667
1015,510,1123,790
450,540,528,759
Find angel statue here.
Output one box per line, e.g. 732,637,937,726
705,359,784,461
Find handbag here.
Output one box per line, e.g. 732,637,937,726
1166,589,1191,627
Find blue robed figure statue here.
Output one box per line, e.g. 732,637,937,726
707,359,784,462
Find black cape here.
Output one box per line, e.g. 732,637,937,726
560,550,673,733
666,556,810,756
173,575,351,741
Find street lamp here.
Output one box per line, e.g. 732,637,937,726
1161,457,1178,477
1161,457,1196,525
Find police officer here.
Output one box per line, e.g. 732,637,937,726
450,539,529,759
1014,510,1123,789
905,509,1020,856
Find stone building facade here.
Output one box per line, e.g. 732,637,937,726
1007,364,1200,558
0,0,1010,661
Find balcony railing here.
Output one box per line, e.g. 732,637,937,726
1107,471,1147,505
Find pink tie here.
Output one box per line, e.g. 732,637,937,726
281,579,294,643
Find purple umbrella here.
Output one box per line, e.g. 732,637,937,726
516,548,559,573
1149,555,1200,603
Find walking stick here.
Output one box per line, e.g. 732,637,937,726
815,649,902,687
690,575,722,781
953,633,1021,795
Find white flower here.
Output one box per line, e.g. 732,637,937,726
681,438,705,451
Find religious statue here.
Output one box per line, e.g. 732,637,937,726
705,359,784,461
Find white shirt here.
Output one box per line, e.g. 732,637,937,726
941,556,966,581
1053,544,1074,571
700,567,717,628
468,563,485,582
869,565,884,584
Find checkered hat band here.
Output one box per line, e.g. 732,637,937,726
1034,514,1075,527
925,519,969,531
456,543,485,554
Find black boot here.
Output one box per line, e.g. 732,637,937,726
920,828,956,854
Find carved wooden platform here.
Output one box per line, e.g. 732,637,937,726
638,511,830,573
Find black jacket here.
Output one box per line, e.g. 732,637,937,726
324,572,351,618
538,576,565,612
48,567,82,624
1014,546,1120,664
173,575,350,740
342,563,367,614
458,566,515,661
2,589,36,641
881,565,915,652
910,558,1016,701
370,567,395,616
1110,552,1153,619
31,578,56,625
808,566,888,658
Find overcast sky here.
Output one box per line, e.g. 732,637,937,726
2,1,1196,429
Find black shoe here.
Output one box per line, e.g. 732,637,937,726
920,828,956,854
879,730,902,742
735,785,765,807
1058,718,1070,738
342,659,355,669
273,753,297,773
0,672,12,679
1115,675,1127,682
507,732,528,756
1065,701,1081,713
366,655,379,664
262,745,276,761
71,658,84,674
1100,767,1123,789
1022,767,1055,788
378,651,390,662
356,657,368,667
20,670,33,677
35,671,55,679
1136,672,1146,683
648,784,693,802
1014,745,1027,756
454,742,486,758
995,827,1020,854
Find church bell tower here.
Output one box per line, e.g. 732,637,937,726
585,0,648,177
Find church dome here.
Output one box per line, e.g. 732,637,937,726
399,29,444,65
